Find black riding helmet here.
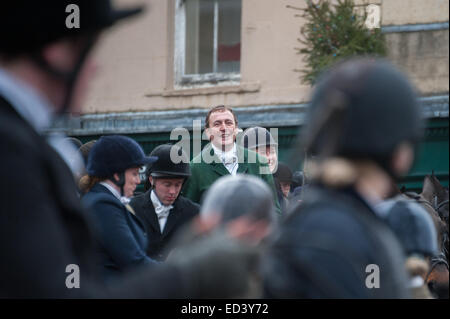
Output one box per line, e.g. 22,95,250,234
144,144,191,191
0,1,142,55
0,1,143,114
87,135,157,195
302,58,423,179
291,171,305,189
274,163,293,183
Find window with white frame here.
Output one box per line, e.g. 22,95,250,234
175,0,242,86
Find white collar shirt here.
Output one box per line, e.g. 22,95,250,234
211,143,239,176
100,182,131,205
150,190,173,233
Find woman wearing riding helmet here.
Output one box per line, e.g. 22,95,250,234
80,135,158,284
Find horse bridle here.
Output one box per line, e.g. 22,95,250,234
424,197,449,296
434,198,449,214
404,192,448,218
403,192,449,280
426,252,449,283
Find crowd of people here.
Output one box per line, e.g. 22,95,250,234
1,1,448,299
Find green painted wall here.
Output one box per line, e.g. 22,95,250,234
399,118,449,191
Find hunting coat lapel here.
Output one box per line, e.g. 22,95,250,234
129,190,200,261
236,146,249,174
161,204,181,237
203,143,230,177
133,190,181,237
138,192,161,233
202,143,250,176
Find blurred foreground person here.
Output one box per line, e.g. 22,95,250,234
61,137,85,185
81,135,158,283
0,1,258,298
66,137,83,149
377,197,438,298
200,174,276,245
263,58,422,298
168,174,276,298
130,144,199,261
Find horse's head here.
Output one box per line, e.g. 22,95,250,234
417,173,449,298
421,174,449,255
422,173,449,224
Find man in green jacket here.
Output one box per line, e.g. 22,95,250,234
182,105,281,215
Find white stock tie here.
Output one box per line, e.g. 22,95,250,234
120,197,131,205
222,154,238,176
151,191,173,220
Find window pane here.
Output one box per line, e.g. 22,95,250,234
218,0,241,73
185,0,214,74
184,0,242,76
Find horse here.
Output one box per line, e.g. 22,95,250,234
402,173,449,299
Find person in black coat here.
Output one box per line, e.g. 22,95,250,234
263,58,423,298
0,0,180,298
130,144,199,261
0,1,258,298
81,135,159,283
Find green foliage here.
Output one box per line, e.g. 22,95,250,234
292,0,386,85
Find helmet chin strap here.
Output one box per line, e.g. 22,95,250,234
31,34,97,115
111,172,126,197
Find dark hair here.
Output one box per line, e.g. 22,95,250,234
205,105,238,129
